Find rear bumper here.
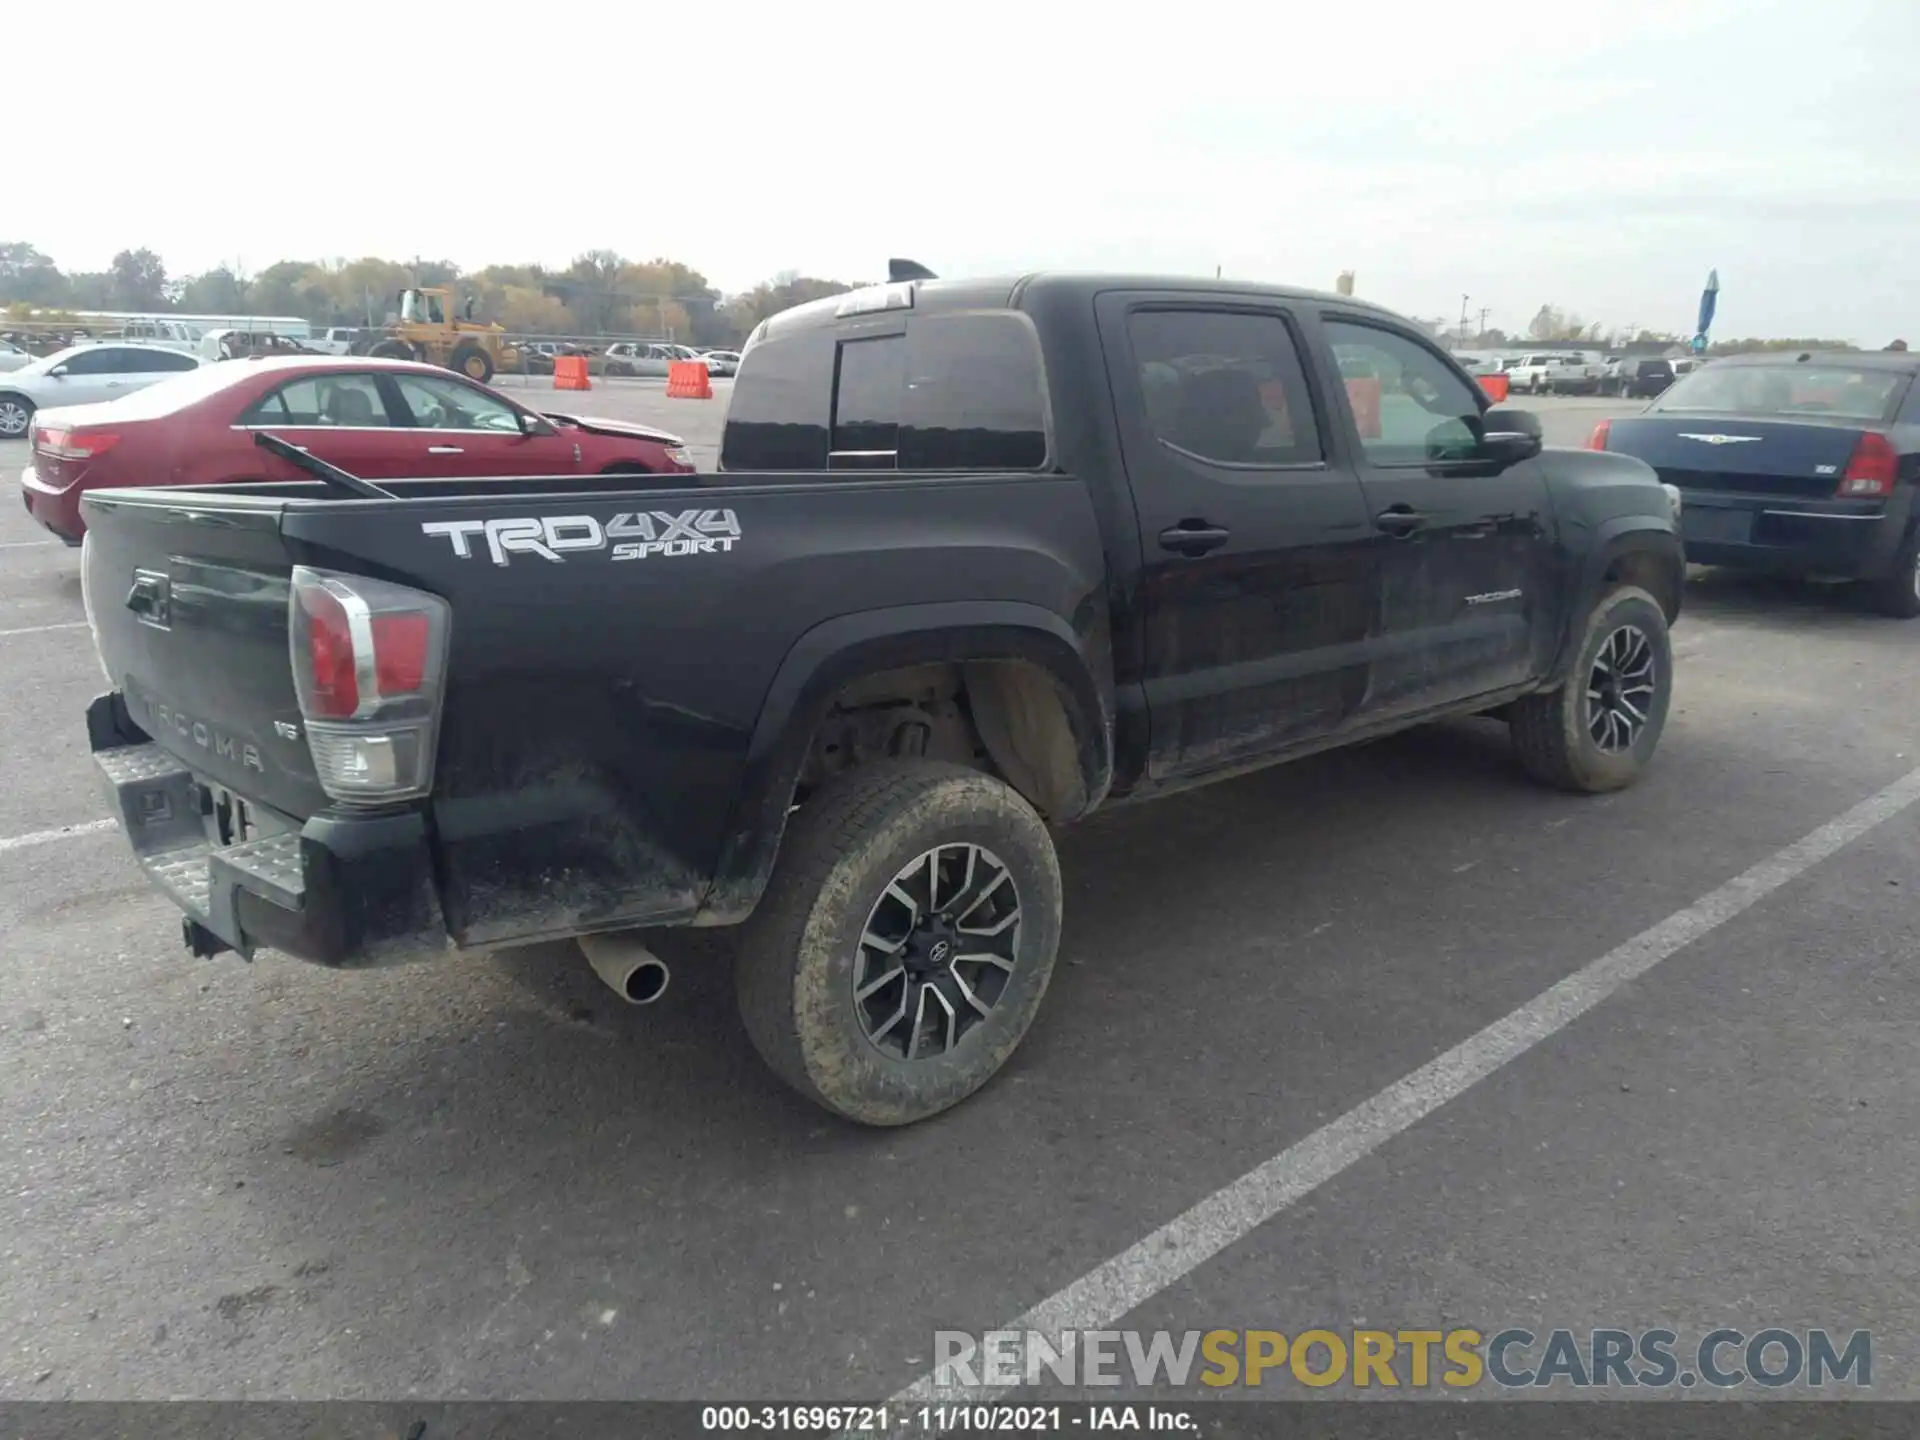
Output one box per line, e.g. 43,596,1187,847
20,464,84,545
88,692,448,967
1678,489,1914,579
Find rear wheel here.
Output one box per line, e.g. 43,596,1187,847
0,394,31,439
1864,534,1920,619
369,340,414,362
734,760,1063,1126
1509,585,1672,793
449,343,494,383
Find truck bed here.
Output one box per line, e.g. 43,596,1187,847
82,470,1105,961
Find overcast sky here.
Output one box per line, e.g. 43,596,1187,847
30,0,1919,342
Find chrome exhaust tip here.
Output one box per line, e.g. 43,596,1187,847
578,932,671,1006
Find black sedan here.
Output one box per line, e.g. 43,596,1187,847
1589,351,1920,617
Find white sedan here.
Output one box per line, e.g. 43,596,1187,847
0,343,201,439
0,337,32,374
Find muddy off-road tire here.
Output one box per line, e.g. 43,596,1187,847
735,760,1063,1126
369,339,414,362
1510,584,1672,793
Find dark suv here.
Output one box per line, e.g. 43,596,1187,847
1613,357,1674,399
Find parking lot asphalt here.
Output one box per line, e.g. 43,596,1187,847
2,392,1916,1403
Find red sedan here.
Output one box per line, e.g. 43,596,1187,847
20,356,696,543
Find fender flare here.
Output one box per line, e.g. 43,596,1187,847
695,601,1113,925
1551,520,1685,683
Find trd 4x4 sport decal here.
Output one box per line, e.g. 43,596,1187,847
421,510,742,566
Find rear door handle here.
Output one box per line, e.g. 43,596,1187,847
426,445,464,455
1374,507,1430,536
1159,522,1230,556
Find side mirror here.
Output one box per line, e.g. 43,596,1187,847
520,413,557,438
48,364,68,378
1481,405,1543,465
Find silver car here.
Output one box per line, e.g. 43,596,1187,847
603,341,688,378
0,337,32,375
0,343,202,439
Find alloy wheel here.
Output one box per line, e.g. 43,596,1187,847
0,400,28,437
1585,624,1658,753
852,843,1022,1061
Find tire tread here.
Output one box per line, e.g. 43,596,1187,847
1510,583,1669,794
735,760,1051,1120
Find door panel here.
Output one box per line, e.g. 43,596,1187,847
56,348,141,406
279,429,435,479
435,430,582,476
1319,317,1558,719
234,371,436,479
385,371,580,476
1096,294,1380,782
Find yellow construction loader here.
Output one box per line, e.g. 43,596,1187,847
362,288,514,383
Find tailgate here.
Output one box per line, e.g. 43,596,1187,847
83,492,327,819
1605,416,1866,500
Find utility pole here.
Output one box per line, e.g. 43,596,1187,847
1459,294,1470,343
1476,306,1490,342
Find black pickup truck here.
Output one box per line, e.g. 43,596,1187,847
81,270,1684,1125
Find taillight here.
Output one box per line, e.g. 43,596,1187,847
1587,420,1611,451
1837,432,1898,498
34,426,121,461
289,567,450,805
302,583,360,718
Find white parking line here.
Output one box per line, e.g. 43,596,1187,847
0,817,118,855
0,621,87,639
898,763,1920,1404
0,540,58,549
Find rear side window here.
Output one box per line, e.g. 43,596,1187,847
242,374,391,427
135,349,198,372
1125,309,1321,467
722,312,1048,473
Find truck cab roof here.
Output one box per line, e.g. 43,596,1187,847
754,272,1408,345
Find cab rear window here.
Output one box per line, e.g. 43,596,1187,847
721,312,1049,473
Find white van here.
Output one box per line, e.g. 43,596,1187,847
113,319,202,353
